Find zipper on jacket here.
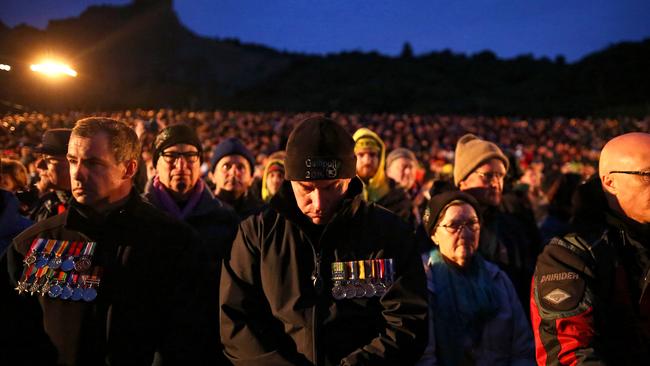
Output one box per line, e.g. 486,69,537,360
312,252,323,293
312,248,324,365
640,267,650,305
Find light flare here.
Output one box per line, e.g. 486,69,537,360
30,60,78,77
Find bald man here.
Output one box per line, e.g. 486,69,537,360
531,133,650,365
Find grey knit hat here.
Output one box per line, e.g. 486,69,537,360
453,134,509,186
386,148,417,169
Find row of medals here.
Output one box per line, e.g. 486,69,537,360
16,239,99,302
331,258,395,300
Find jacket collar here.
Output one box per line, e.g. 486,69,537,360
572,176,650,244
64,189,141,235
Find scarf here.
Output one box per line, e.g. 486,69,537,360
427,249,500,366
151,176,204,220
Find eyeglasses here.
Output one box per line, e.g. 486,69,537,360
474,171,505,182
437,220,480,234
161,151,200,164
609,170,650,183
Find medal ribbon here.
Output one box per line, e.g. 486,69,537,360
35,267,48,280
73,242,83,258
27,238,46,257
349,261,359,280
45,268,56,282
88,266,103,285
368,260,376,280
63,241,78,258
54,241,67,258
57,271,68,283
18,264,36,284
82,242,96,257
357,260,366,280
331,262,345,281
385,258,394,281
39,268,56,292
42,240,57,257
376,259,385,279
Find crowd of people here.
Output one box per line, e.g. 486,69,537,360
1,110,650,365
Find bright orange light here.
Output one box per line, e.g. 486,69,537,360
30,60,78,77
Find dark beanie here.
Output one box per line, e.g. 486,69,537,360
285,116,356,181
36,128,72,156
210,138,255,173
152,124,202,166
422,190,482,235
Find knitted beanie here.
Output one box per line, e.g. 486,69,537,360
152,125,202,166
210,138,255,173
453,134,509,186
423,190,482,236
285,116,356,181
386,148,417,169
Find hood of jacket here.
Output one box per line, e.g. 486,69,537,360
352,128,389,202
261,159,284,203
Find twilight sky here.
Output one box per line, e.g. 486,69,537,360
3,0,650,62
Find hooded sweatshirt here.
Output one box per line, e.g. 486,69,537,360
352,128,390,202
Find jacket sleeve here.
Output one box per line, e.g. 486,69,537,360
219,218,311,366
415,281,438,366
530,240,605,366
500,272,535,366
341,229,429,365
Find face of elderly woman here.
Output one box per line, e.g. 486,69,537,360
431,203,480,267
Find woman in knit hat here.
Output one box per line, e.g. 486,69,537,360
418,190,534,366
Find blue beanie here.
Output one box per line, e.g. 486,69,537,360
210,138,256,173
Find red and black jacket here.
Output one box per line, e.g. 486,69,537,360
531,178,650,365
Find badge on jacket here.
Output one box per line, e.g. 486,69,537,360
331,258,395,300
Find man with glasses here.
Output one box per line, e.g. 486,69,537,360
453,133,540,314
144,124,239,364
531,132,650,365
30,129,72,222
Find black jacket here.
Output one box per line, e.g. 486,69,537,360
531,177,650,365
479,202,540,316
29,190,71,223
220,178,428,366
143,180,239,365
8,190,207,365
376,178,416,227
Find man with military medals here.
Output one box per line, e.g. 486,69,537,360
220,116,428,365
7,117,206,365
